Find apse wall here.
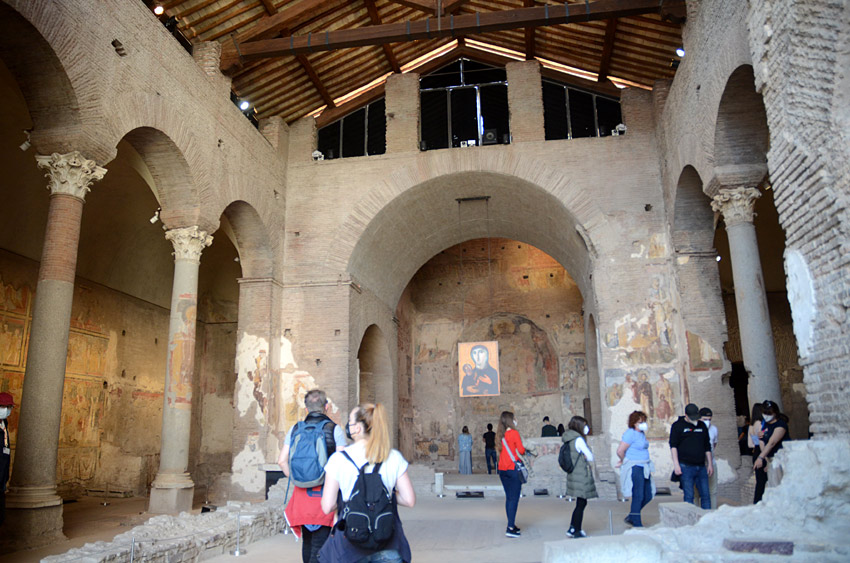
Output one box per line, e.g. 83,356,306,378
397,239,586,469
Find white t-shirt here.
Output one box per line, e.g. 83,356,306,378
324,441,409,501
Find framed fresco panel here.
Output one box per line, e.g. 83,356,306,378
458,341,500,397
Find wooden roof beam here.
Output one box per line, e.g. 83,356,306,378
259,0,277,15
297,54,335,108
388,0,470,15
523,0,535,60
364,0,402,73
597,18,617,82
221,0,686,71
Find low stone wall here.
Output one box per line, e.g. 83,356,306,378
43,500,286,562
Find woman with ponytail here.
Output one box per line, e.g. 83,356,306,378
320,403,416,563
497,410,525,538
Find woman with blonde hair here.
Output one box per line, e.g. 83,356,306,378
320,403,416,562
497,410,525,538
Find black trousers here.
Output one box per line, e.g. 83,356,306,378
302,525,332,563
570,497,587,531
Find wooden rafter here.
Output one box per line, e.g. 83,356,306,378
259,0,277,15
597,18,618,82
523,0,535,60
229,0,329,44
297,54,335,107
388,0,470,15
364,0,402,73
221,0,686,72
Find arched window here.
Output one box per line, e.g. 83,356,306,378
316,97,386,160
420,59,510,151
542,79,622,139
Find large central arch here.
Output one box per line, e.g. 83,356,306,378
347,170,597,309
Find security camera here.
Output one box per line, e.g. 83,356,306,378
311,150,324,161
19,130,31,152
149,209,160,224
613,123,627,136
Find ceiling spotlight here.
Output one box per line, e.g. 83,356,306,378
239,100,250,111
153,5,164,15
676,47,686,57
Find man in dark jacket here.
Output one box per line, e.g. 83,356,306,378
669,403,713,509
541,416,558,437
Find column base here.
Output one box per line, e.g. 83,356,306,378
0,502,65,551
149,473,195,514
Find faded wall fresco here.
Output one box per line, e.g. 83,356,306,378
398,239,587,468
604,367,683,439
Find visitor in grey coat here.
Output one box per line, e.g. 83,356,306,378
562,416,597,538
458,426,473,474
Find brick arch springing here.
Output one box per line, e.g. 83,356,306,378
119,125,210,232
713,65,770,171
0,3,81,151
221,200,274,280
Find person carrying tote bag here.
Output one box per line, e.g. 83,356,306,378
497,411,525,538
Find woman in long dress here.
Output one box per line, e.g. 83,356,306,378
458,426,473,474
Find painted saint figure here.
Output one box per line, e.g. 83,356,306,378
460,344,499,396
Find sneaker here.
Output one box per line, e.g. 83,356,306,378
577,530,587,538
505,526,521,538
513,526,521,532
565,527,576,538
624,516,634,527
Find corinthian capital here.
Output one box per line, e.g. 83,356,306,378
165,226,213,263
711,187,761,227
35,152,107,200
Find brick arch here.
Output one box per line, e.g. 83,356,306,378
221,200,274,280
331,153,608,308
713,65,770,172
356,324,395,441
0,2,82,152
672,165,714,253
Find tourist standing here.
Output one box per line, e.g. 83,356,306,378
562,416,597,538
320,403,415,563
753,400,788,504
0,392,14,527
669,403,713,509
541,416,558,437
458,426,473,474
616,410,655,527
697,407,718,509
498,411,525,538
483,423,497,474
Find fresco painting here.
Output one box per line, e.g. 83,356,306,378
61,377,106,448
0,275,30,316
66,331,108,376
167,298,197,407
605,367,681,438
603,275,676,366
686,331,724,371
0,316,26,367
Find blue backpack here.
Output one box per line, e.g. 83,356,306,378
288,419,332,488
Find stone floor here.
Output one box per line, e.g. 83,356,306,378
0,492,682,563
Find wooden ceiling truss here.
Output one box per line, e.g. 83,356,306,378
159,0,686,124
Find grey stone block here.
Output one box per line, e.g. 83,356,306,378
658,501,707,528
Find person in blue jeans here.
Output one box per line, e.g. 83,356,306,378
616,410,655,527
483,423,498,474
498,411,526,537
669,403,713,509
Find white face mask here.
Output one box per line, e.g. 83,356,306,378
763,414,774,423
583,425,590,435
513,420,518,428
702,419,711,428
0,407,10,419
638,422,648,432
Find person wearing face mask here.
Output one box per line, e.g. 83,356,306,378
497,410,525,538
695,407,718,509
753,399,788,504
0,392,14,527
669,403,713,510
320,403,415,563
278,389,346,563
562,416,597,538
616,411,655,527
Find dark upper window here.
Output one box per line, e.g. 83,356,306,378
317,98,386,160
420,59,510,151
542,79,623,140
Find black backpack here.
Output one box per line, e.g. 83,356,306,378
558,440,575,474
339,451,395,550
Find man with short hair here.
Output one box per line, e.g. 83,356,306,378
697,407,719,509
0,392,14,526
483,423,497,474
278,389,345,563
669,403,713,509
541,416,558,437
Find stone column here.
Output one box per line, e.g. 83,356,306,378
4,152,105,548
385,73,420,154
712,187,782,408
148,226,212,514
506,60,544,142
